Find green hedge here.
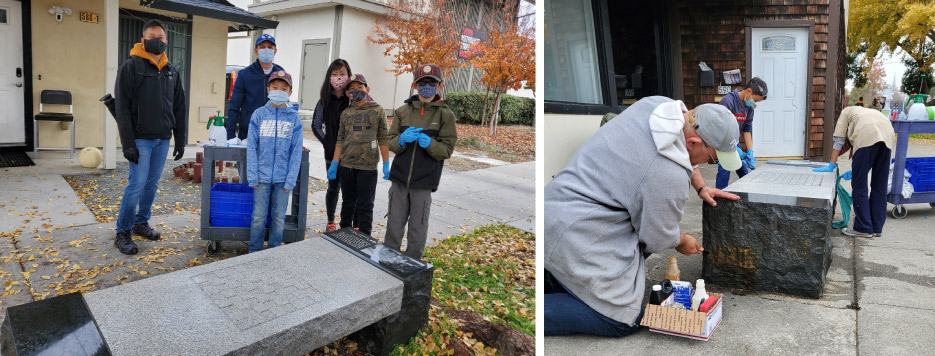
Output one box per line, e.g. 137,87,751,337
446,91,534,126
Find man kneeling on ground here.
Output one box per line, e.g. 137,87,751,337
544,97,742,336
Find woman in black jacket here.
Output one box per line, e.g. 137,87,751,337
311,59,352,232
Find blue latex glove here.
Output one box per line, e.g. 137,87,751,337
746,149,757,169
735,147,750,169
382,161,391,180
813,162,837,172
418,133,432,148
327,160,339,180
841,170,852,180
398,127,423,146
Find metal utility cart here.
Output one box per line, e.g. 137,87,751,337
200,146,309,254
888,120,935,219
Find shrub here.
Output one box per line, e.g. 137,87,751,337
446,91,534,126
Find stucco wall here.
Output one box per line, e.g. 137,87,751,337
543,113,602,185
31,0,228,148
265,8,334,104
31,0,107,149
188,15,229,144
338,6,412,112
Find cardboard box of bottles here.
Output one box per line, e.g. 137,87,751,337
639,293,723,341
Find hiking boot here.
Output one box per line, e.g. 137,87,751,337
114,231,138,255
326,222,337,232
132,223,161,241
842,227,873,238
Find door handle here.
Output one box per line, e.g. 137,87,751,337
14,83,23,87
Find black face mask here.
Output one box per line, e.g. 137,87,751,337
143,38,167,55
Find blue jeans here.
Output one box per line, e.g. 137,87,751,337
851,142,890,234
249,182,288,253
715,162,749,190
544,270,643,337
116,139,171,232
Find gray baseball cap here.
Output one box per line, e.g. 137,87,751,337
693,104,742,171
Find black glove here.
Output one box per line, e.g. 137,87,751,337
123,147,139,164
173,146,184,161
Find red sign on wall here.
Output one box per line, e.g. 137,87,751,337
458,27,486,58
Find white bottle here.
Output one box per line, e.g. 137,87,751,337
690,279,709,311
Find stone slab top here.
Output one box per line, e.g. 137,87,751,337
83,238,404,356
725,162,836,207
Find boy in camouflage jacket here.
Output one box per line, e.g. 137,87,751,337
326,74,389,234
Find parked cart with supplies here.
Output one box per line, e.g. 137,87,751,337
200,146,310,254
888,120,935,219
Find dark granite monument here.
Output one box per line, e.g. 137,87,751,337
702,161,837,298
1,293,110,356
321,228,434,356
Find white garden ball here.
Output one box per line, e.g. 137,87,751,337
78,147,102,168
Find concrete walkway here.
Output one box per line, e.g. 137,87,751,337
546,141,935,355
0,145,533,325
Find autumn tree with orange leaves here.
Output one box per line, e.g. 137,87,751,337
468,0,534,135
368,0,468,87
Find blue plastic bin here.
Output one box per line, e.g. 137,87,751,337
210,183,254,227
905,157,935,192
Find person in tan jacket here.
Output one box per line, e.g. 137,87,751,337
813,106,895,238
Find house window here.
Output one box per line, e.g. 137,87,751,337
608,1,664,105
762,35,795,51
0,8,8,24
544,0,602,104
118,13,189,83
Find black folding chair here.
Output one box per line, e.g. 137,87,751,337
33,90,75,158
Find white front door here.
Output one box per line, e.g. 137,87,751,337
0,0,25,145
751,27,808,158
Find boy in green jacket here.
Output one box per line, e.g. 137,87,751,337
384,64,457,260
327,74,390,235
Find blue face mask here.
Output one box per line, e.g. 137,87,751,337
418,83,438,99
268,90,289,105
257,48,275,64
744,93,756,107
348,90,367,103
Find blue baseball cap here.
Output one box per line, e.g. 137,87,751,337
255,34,276,47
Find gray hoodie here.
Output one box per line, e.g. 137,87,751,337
544,96,691,326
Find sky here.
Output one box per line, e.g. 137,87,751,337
846,49,907,98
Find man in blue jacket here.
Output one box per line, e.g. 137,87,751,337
226,34,286,140
246,70,304,253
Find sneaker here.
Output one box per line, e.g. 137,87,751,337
132,223,161,241
873,233,882,238
114,231,138,255
842,227,873,238
326,222,337,232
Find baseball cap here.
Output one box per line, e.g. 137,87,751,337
747,77,768,98
347,74,368,87
255,34,276,47
267,70,292,88
693,104,742,171
414,64,443,83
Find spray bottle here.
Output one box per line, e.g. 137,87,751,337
206,111,227,143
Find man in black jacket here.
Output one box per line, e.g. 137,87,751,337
113,19,187,255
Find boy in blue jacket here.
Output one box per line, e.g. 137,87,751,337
246,70,303,253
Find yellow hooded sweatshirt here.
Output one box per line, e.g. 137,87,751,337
129,43,168,71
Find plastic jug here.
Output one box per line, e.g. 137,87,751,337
664,256,680,281
690,279,709,311
905,94,930,121
206,111,227,143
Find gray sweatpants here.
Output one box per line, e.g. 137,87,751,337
383,181,432,260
